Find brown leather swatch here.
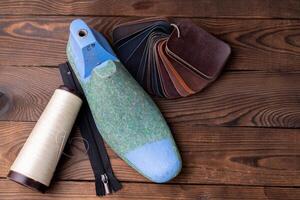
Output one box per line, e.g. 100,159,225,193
166,19,231,80
157,40,194,97
154,39,180,98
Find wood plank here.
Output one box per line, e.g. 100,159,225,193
2,179,300,200
1,66,300,128
1,121,300,186
0,0,300,19
1,16,300,71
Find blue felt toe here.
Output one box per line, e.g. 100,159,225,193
124,138,182,183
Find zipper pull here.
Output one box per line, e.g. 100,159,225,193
101,174,111,195
106,171,122,192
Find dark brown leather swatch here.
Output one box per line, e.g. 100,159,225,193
166,19,231,80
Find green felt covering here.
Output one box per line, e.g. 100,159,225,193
67,42,181,180
67,43,177,153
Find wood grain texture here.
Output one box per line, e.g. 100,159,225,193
1,66,299,128
1,121,300,186
1,0,300,198
2,179,300,200
0,0,300,19
1,16,300,71
0,67,60,121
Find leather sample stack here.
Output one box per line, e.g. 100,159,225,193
112,18,231,99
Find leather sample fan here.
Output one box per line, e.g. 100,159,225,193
112,18,231,99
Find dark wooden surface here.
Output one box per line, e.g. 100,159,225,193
0,1,299,199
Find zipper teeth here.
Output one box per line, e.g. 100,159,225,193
63,62,122,193
63,63,111,195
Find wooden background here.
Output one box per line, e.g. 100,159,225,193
0,0,300,199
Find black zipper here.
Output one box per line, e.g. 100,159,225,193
59,62,122,196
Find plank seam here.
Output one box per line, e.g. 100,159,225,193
2,177,299,188
1,14,300,20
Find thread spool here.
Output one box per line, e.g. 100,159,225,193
7,85,82,192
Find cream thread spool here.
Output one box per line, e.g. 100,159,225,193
7,85,82,192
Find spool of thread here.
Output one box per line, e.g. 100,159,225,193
7,85,82,192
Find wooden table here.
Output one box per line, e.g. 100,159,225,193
0,1,300,199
